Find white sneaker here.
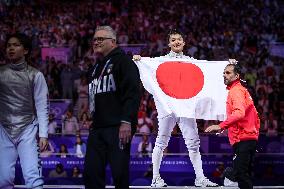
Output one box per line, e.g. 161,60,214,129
195,177,218,187
151,176,167,187
224,177,238,187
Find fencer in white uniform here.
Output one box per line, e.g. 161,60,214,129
133,29,218,187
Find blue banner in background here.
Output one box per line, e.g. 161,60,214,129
47,134,284,155
16,155,284,178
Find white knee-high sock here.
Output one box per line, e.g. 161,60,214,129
189,151,205,180
152,146,163,178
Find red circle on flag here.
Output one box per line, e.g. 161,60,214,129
156,62,204,99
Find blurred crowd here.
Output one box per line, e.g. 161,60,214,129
0,0,283,136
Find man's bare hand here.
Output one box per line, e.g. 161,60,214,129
119,123,132,144
205,124,221,133
228,59,238,64
133,55,141,61
39,137,48,152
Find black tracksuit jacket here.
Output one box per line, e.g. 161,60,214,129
87,47,141,129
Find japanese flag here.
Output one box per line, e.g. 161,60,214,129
135,57,228,120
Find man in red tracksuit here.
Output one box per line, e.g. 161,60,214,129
205,62,260,189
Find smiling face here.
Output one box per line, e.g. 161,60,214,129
6,37,28,64
92,29,116,56
168,33,185,53
223,65,239,85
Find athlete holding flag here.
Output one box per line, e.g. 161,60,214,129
133,29,223,187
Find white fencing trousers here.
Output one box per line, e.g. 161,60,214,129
0,123,43,189
152,114,205,180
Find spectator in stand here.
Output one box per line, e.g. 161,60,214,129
57,144,69,158
62,109,80,135
257,91,269,114
244,68,257,88
76,75,89,117
264,112,278,136
47,79,61,99
257,106,266,133
137,112,153,135
137,134,152,158
279,104,284,134
72,166,83,178
48,163,68,178
48,113,58,135
79,111,92,134
60,64,75,99
74,135,86,158
49,59,61,98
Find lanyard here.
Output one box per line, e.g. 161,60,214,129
92,58,111,85
89,58,111,114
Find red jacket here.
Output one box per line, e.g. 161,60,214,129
219,80,260,146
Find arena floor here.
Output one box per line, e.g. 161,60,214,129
14,185,284,189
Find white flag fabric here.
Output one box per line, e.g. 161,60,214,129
135,57,228,120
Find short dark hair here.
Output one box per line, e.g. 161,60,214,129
5,33,32,58
167,29,185,42
226,63,242,75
